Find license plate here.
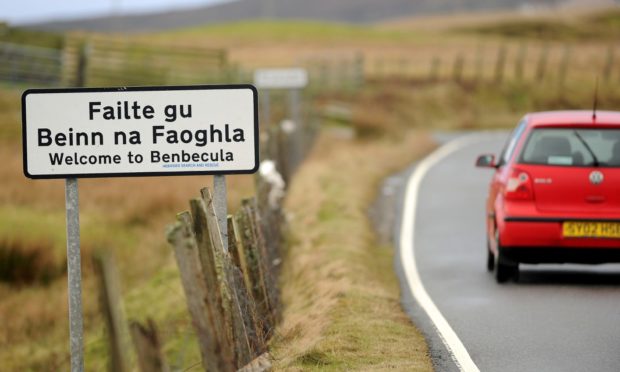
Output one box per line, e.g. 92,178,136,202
563,221,620,239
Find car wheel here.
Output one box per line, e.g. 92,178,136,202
486,239,494,272
494,232,518,283
495,252,517,283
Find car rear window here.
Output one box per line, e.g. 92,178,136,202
519,128,620,167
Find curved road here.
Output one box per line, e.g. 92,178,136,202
396,133,620,372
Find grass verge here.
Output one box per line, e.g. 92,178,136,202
270,130,436,370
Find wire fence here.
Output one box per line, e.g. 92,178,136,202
2,36,620,93
0,42,63,85
62,37,229,87
0,36,230,88
362,41,620,86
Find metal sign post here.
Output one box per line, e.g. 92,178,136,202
262,90,271,129
288,88,302,171
65,178,84,372
253,67,308,177
254,69,308,133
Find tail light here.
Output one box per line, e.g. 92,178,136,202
504,168,534,201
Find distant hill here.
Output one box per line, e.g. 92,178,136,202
27,0,575,33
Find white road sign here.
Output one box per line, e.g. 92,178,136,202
253,68,308,89
22,85,259,179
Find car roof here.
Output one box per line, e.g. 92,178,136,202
525,110,620,127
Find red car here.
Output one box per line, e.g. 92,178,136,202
476,110,620,283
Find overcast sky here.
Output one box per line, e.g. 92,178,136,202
3,0,230,24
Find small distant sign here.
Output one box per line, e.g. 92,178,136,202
254,68,308,89
22,85,259,179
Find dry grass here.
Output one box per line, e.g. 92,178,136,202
0,238,62,285
128,6,620,82
0,86,255,370
0,89,22,142
270,130,435,370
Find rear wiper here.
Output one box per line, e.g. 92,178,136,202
573,130,599,167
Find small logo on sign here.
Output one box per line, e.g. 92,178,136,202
590,171,604,185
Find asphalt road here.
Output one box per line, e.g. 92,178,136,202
395,132,620,372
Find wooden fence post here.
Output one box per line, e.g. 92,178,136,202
167,212,222,372
354,52,365,89
129,319,169,372
201,187,256,368
429,56,441,81
229,216,252,293
558,44,571,89
475,44,484,83
255,168,284,271
218,50,228,76
318,61,328,89
189,196,236,370
399,58,409,80
603,45,615,81
515,42,527,82
93,253,130,372
453,53,464,83
227,263,261,367
379,58,389,79
168,182,285,369
76,42,90,87
536,43,549,82
237,199,275,339
494,44,507,83
277,121,291,185
228,215,264,360
249,198,280,323
339,59,350,91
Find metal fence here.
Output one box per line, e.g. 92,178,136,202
63,37,229,87
0,37,230,88
0,42,63,86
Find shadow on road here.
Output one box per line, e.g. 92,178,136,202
517,266,620,286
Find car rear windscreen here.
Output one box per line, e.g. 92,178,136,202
519,128,620,167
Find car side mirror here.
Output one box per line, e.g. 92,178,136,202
476,154,497,168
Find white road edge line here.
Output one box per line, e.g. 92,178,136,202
400,135,484,372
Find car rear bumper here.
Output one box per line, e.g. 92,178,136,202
501,247,620,264
499,218,620,248
499,217,620,263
